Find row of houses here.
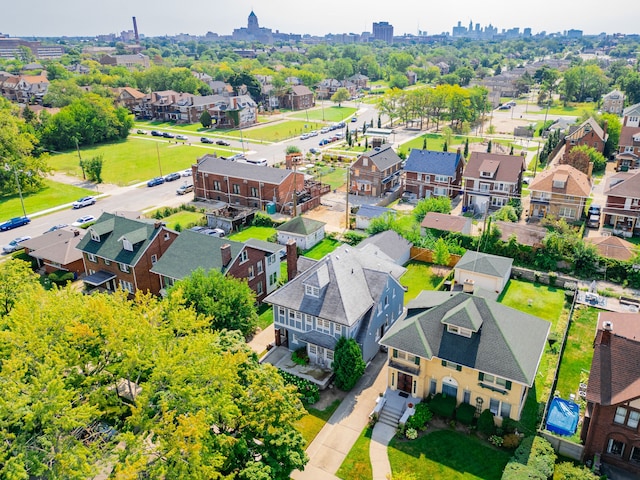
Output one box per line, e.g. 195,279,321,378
0,71,49,104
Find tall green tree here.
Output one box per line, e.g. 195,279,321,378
333,337,365,391
331,87,351,107
199,110,212,128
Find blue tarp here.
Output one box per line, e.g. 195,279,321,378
546,397,580,436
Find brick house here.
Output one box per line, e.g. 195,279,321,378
581,313,640,476
316,78,357,100
21,228,86,276
192,155,304,212
99,53,150,69
176,94,258,127
113,86,146,111
150,229,282,302
563,117,608,158
615,126,640,171
528,164,591,221
602,90,625,115
76,213,178,295
350,145,403,197
462,152,526,213
603,170,640,237
135,90,192,121
278,85,315,111
404,148,464,199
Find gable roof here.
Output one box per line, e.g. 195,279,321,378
264,244,405,326
359,145,402,171
494,221,546,246
356,230,412,265
244,238,283,254
585,235,637,261
276,216,325,235
291,85,313,96
421,212,471,234
380,291,550,386
456,251,513,278
587,313,640,406
464,152,526,182
355,205,394,220
605,169,640,199
150,229,245,280
528,164,591,197
404,149,463,177
76,213,166,266
195,155,295,185
565,117,608,143
623,102,640,118
22,229,85,265
618,126,640,147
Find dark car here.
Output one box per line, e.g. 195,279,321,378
216,139,231,146
0,216,30,231
164,172,181,182
319,139,329,146
310,148,321,154
150,130,163,137
200,137,214,144
588,204,601,216
147,177,165,187
162,132,175,138
351,116,357,122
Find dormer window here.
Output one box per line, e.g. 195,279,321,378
552,179,566,188
447,324,472,337
90,230,101,242
305,284,319,297
480,171,493,178
122,238,133,251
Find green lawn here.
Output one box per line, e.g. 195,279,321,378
256,304,274,331
336,427,372,480
388,430,510,480
399,133,484,153
529,102,595,116
226,120,326,143
49,138,229,186
315,166,347,190
227,226,276,242
498,279,565,323
295,400,341,448
135,120,210,134
161,211,204,231
302,237,342,259
291,106,357,122
401,261,445,304
0,179,95,220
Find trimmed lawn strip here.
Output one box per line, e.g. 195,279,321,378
256,304,274,331
295,400,341,448
227,226,277,242
401,261,445,304
290,106,357,122
399,133,484,152
388,430,510,480
0,179,95,220
302,237,342,259
336,427,372,480
314,166,347,190
226,120,326,143
161,211,203,231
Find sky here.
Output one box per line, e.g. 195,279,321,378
2,0,637,39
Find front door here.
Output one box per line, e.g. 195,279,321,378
397,372,413,394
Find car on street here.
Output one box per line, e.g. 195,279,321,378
351,116,357,122
0,216,30,231
320,127,330,134
162,132,175,138
72,196,97,209
216,139,231,146
136,129,147,135
309,130,318,137
319,139,329,146
310,148,321,154
3,236,32,254
200,137,214,144
337,122,346,128
147,177,165,187
176,134,189,141
182,169,192,177
300,133,309,140
43,224,68,234
150,130,163,136
71,215,96,227
164,172,182,182
176,184,194,195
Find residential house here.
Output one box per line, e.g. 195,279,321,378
454,251,513,295
528,164,591,221
192,155,305,212
623,103,640,128
113,86,146,111
405,71,418,85
21,228,86,275
0,74,50,104
615,125,640,171
602,90,625,115
0,72,19,101
603,170,640,237
76,213,178,295
354,204,394,230
278,85,315,111
348,73,369,89
356,230,412,266
581,313,640,476
316,78,356,100
150,230,282,302
135,90,191,121
563,117,608,158
99,53,150,69
264,244,407,368
404,148,465,199
585,236,637,262
462,152,526,213
379,291,550,424
276,216,326,251
350,145,403,197
175,94,257,127
420,212,472,236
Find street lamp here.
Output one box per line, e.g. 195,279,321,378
4,163,27,218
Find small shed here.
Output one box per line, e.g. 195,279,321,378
355,204,394,230
454,251,513,294
276,216,326,251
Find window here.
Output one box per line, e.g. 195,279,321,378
421,174,431,182
363,158,368,167
480,171,493,178
305,284,320,297
631,447,640,463
615,407,628,424
164,233,170,241
257,261,263,274
491,197,507,207
250,187,258,197
87,253,97,263
447,324,472,337
429,379,437,395
248,265,255,279
394,350,417,364
90,230,101,242
489,398,500,416
151,254,157,265
119,263,130,273
305,315,313,329
269,272,278,286
326,350,334,361
500,402,511,418
384,295,389,307
239,251,248,263
434,187,447,196
463,390,471,404
317,318,331,334
441,360,462,371
267,254,276,265
104,259,111,266
288,310,302,329
232,184,240,194
122,238,133,251
607,439,625,456
256,282,263,295
479,372,512,390
628,411,640,429
435,174,448,183
479,182,490,192
119,279,134,294
213,180,221,191
558,207,575,219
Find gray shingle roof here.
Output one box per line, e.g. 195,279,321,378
404,149,462,176
381,291,550,386
196,155,294,184
356,230,411,265
455,251,513,278
244,238,283,254
276,216,326,235
356,205,393,219
360,145,402,171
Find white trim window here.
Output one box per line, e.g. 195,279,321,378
119,262,130,273
317,318,331,334
119,279,134,294
607,438,625,457
558,207,575,219
239,250,248,263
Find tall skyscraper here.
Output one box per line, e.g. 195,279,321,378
372,21,394,43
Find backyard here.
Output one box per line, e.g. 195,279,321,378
400,261,446,303
227,226,277,242
302,237,343,259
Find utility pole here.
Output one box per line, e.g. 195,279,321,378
345,162,350,230
75,137,85,180
156,143,163,176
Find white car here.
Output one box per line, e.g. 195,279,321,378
72,196,96,209
176,134,189,141
72,215,96,227
181,169,192,177
3,236,32,254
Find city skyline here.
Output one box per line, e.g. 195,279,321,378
1,0,637,39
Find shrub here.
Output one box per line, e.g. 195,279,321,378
455,402,476,425
278,370,320,404
501,462,545,480
342,231,367,246
252,211,276,227
291,347,309,365
513,436,556,479
405,403,433,431
501,417,519,434
489,435,504,447
48,270,75,286
405,428,418,440
429,393,456,419
477,409,496,436
333,337,366,391
553,461,599,480
502,433,522,449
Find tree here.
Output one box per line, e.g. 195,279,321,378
433,238,451,266
286,145,301,154
422,137,427,150
413,196,452,222
377,115,381,128
80,154,104,183
487,140,492,153
0,258,40,317
329,58,353,80
443,141,448,152
388,74,409,90
600,112,621,158
563,145,606,174
168,268,258,337
199,110,212,128
464,138,469,157
331,87,351,107
333,337,365,391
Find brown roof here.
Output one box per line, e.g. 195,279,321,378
565,117,608,143
619,126,640,147
463,152,526,183
605,169,640,199
20,74,48,84
586,235,637,261
494,221,546,246
421,212,471,233
291,85,313,96
528,164,591,197
22,229,86,266
587,313,640,406
116,86,146,99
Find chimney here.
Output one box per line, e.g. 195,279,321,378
132,16,139,43
457,147,462,157
603,120,608,138
463,278,475,294
154,221,162,229
221,244,232,267
599,321,613,346
286,239,298,280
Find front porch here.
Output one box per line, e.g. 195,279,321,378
261,345,334,390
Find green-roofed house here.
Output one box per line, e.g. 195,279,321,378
276,216,326,250
379,291,549,426
76,212,178,295
454,251,513,295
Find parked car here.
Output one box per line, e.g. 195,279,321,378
201,228,225,237
162,132,175,138
72,196,96,209
147,177,165,187
71,215,96,227
310,148,321,154
320,127,330,134
300,133,309,140
150,130,162,136
181,169,192,177
136,129,147,135
176,134,188,141
43,224,68,234
319,139,329,146
164,172,181,182
3,236,32,254
588,204,602,216
337,122,346,128
587,214,601,228
200,137,214,144
216,139,231,146
351,116,357,122
0,216,30,231
176,184,194,195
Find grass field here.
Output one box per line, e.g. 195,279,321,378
303,237,342,259
256,304,274,331
161,211,204,231
295,400,341,448
529,102,594,116
0,179,95,220
291,106,357,122
227,226,277,242
48,138,230,186
498,279,565,322
336,427,372,480
314,166,347,190
401,261,445,303
226,120,326,143
399,133,484,153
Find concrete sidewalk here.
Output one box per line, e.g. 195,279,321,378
370,423,396,480
292,352,389,480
